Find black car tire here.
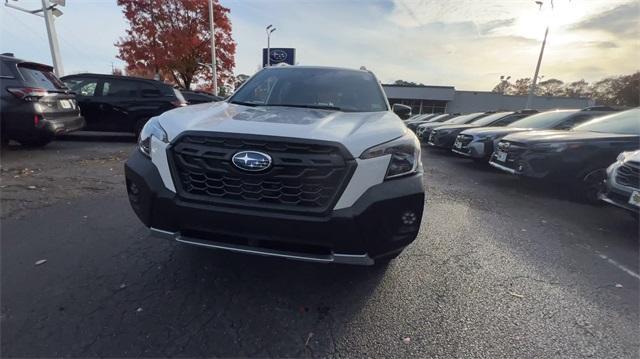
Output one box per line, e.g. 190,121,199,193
576,168,607,204
17,136,52,148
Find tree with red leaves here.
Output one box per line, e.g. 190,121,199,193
116,0,236,92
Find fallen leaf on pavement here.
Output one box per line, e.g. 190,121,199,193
35,259,47,266
509,291,524,298
402,337,411,344
615,283,623,288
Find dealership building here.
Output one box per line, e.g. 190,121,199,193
382,84,593,115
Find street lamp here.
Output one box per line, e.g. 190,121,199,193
266,24,276,67
208,0,217,95
4,0,65,76
525,0,554,109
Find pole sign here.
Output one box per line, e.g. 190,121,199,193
262,48,295,67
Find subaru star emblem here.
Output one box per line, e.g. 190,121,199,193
232,151,272,172
270,49,287,62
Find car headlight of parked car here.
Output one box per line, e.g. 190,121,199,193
138,117,168,157
361,131,421,179
617,151,632,162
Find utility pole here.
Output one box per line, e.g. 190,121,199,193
208,0,217,95
266,25,276,67
5,0,65,76
526,0,554,109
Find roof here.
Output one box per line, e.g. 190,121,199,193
60,73,172,86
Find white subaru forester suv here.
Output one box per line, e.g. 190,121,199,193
125,66,425,265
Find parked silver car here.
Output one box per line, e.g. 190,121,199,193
600,150,640,213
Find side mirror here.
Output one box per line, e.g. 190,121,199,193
392,103,412,120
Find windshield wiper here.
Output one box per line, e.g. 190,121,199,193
263,104,343,111
228,100,261,107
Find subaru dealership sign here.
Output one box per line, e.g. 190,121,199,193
262,48,296,67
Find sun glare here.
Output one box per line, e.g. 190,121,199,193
513,0,589,40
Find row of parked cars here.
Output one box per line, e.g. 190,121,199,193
405,107,640,214
0,54,221,147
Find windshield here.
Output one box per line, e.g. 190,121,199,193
572,108,640,135
428,114,454,122
445,112,484,124
470,112,512,126
229,67,388,112
507,110,578,129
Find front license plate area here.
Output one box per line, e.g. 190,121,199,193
495,150,507,162
454,140,462,149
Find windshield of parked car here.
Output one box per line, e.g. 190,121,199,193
427,114,454,122
229,68,388,112
572,108,640,135
443,112,483,124
507,110,579,128
469,112,512,126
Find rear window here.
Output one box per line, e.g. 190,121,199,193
1,60,16,78
18,64,66,90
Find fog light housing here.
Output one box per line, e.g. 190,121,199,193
401,211,417,225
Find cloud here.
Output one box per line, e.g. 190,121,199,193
478,18,516,35
572,2,640,38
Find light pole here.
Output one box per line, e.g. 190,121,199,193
5,0,65,76
208,0,217,95
266,25,276,67
525,0,553,109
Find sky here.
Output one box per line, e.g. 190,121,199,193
1,0,638,90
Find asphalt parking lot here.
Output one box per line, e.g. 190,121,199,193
1,140,638,358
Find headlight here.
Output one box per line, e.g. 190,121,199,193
360,131,421,179
617,151,631,162
138,117,168,157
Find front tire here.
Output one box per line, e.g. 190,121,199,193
576,168,607,204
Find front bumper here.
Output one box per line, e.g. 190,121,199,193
427,133,457,149
600,162,639,213
124,150,425,265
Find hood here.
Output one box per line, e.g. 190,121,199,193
460,126,532,137
157,102,406,157
502,129,639,144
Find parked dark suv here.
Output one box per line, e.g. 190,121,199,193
1,54,84,147
60,73,187,134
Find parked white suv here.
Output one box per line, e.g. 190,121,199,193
125,66,425,265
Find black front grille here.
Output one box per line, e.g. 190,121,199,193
457,134,473,147
170,133,356,215
616,161,640,189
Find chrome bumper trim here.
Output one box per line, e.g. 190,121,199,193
489,161,517,174
149,228,375,265
451,148,470,157
599,194,639,213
